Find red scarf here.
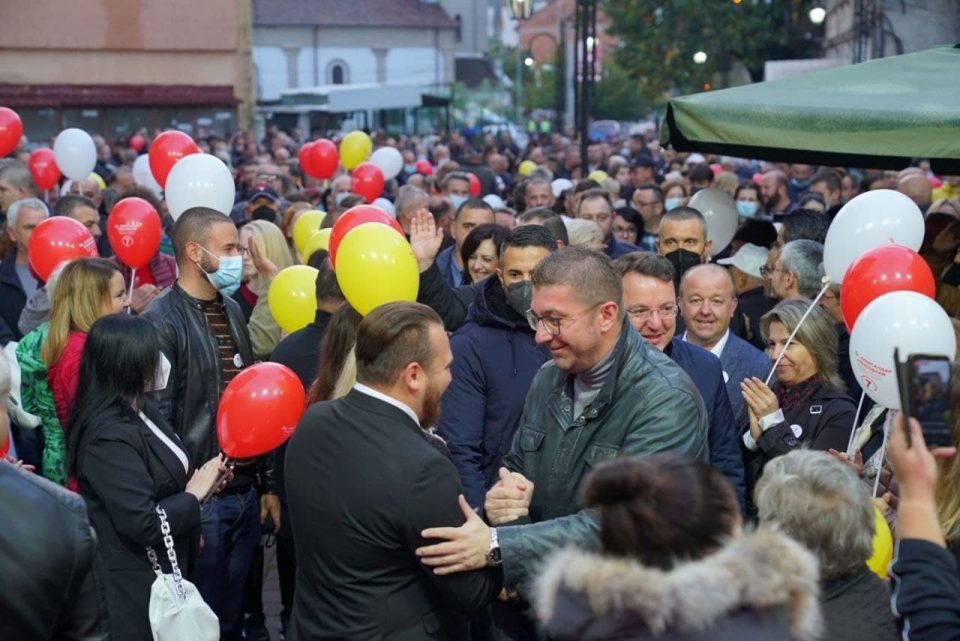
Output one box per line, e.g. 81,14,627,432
775,375,822,411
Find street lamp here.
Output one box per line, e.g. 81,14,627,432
809,6,826,24
506,0,534,127
693,51,708,64
524,57,534,67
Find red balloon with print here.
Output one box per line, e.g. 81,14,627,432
107,197,162,269
329,204,404,267
217,363,306,459
28,148,61,190
0,107,23,157
467,172,481,197
307,139,339,180
350,162,384,204
28,216,99,282
840,244,936,331
414,159,433,176
149,130,199,188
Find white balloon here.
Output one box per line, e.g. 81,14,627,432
551,178,573,198
373,197,396,217
165,154,236,221
823,190,923,283
369,147,403,181
688,188,738,256
132,154,162,196
53,128,97,181
849,291,956,408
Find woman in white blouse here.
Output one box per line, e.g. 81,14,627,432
68,314,226,641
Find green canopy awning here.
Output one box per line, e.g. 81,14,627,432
661,45,960,173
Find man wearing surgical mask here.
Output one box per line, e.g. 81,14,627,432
656,207,712,289
143,206,278,641
436,225,556,510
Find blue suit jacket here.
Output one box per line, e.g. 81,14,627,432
718,332,772,420
667,338,746,510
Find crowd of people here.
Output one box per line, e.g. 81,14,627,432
2,122,960,641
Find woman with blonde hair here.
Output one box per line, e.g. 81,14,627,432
235,219,296,359
565,218,606,251
19,257,127,484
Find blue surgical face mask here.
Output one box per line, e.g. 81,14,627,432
198,245,243,295
736,201,759,218
664,196,683,212
404,164,415,174
450,195,467,210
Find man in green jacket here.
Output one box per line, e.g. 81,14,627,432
416,247,709,617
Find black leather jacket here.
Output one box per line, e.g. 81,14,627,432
143,283,277,492
0,463,111,641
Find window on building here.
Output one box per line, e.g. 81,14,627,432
327,60,349,85
332,65,344,85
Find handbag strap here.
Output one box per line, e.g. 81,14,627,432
145,505,187,602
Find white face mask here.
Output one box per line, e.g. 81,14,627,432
146,352,171,393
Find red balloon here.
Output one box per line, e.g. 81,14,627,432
0,430,9,459
350,162,384,204
107,197,162,269
0,107,23,157
415,159,433,176
307,139,339,180
467,172,481,197
840,245,936,331
129,133,146,152
298,141,317,177
329,205,405,267
28,148,61,191
28,217,99,282
217,363,306,458
149,130,199,188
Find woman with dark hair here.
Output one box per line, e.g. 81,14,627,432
69,314,226,641
307,304,363,404
612,206,643,246
460,223,507,285
534,454,822,640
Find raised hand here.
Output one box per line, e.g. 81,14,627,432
409,209,444,273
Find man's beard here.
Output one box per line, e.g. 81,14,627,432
419,378,443,428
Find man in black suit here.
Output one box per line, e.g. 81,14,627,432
285,302,501,641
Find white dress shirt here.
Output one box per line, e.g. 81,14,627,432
353,383,421,427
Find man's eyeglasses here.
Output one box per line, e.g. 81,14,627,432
526,301,603,336
625,303,678,324
759,266,784,276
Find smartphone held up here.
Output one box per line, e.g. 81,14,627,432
895,348,954,447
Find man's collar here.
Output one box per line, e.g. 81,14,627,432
353,383,421,427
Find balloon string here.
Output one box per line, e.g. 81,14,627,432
872,411,895,498
127,267,136,315
846,390,867,456
764,281,831,386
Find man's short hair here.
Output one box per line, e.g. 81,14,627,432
573,178,601,195
540,217,568,246
517,207,558,225
0,162,38,196
688,163,714,184
782,211,829,245
441,171,471,191
355,301,442,387
756,450,874,580
5,198,48,229
455,198,493,221
612,251,675,285
172,207,234,263
810,170,841,193
780,239,824,298
500,224,558,263
395,184,427,215
525,176,552,196
634,183,665,204
54,194,98,219
531,246,622,309
662,206,707,238
576,188,612,215
307,249,344,304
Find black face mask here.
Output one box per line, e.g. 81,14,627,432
251,206,277,222
664,249,702,285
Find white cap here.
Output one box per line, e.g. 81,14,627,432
482,194,505,209
685,153,706,165
716,243,769,279
372,197,396,217
551,178,573,198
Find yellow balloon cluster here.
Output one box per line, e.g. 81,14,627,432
268,265,319,334
334,223,419,316
518,160,537,177
293,210,326,253
302,228,331,263
340,131,372,170
866,505,893,578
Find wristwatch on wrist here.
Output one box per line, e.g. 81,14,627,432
485,528,502,567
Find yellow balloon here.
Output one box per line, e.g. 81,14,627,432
866,504,893,578
518,160,537,177
588,169,609,182
268,265,319,334
302,228,332,263
334,222,419,316
340,131,372,170
293,210,326,253
87,172,106,190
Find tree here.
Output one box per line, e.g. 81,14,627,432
605,0,824,100
593,58,651,121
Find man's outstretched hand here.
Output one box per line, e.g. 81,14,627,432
417,495,492,575
410,209,444,273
